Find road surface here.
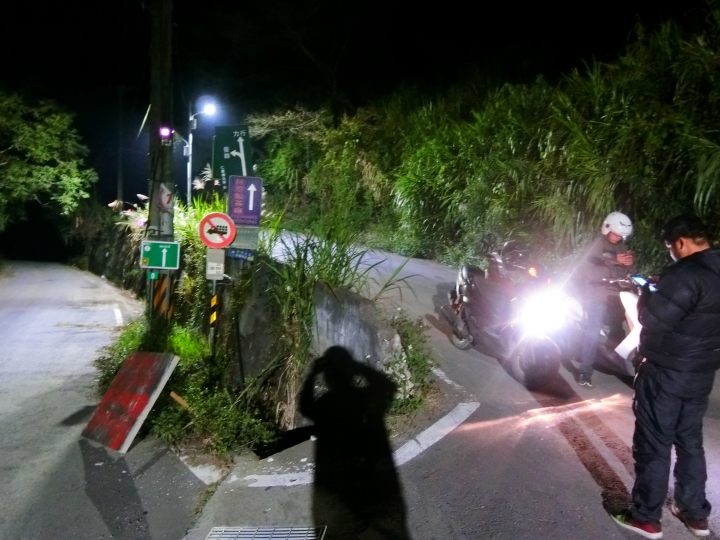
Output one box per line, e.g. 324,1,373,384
188,247,720,539
0,261,206,540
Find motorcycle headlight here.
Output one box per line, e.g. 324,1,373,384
518,290,573,335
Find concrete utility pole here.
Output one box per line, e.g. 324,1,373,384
147,0,174,317
117,86,124,205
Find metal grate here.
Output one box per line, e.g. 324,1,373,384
205,526,326,539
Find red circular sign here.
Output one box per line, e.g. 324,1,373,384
198,212,236,248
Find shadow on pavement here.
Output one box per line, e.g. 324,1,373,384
300,346,411,540
59,405,97,426
79,439,152,540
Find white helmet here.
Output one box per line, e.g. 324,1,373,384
601,212,633,238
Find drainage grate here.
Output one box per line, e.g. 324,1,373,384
205,526,326,539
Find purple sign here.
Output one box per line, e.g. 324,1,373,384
228,176,263,227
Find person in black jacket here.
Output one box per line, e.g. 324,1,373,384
610,215,720,539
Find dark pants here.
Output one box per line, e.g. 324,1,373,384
579,295,625,378
631,361,715,523
579,301,605,377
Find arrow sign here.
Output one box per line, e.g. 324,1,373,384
248,183,257,211
229,136,248,176
228,176,263,227
139,241,180,270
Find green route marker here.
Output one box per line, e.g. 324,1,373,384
140,241,181,270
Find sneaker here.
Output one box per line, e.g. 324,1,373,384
610,510,662,539
671,504,709,537
578,373,593,387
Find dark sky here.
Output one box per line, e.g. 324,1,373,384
0,0,711,207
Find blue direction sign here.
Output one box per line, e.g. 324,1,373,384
228,176,263,227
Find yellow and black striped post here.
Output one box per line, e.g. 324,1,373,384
150,272,174,318
209,294,219,326
208,293,219,351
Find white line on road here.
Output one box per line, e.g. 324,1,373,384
431,366,463,390
392,402,479,466
113,306,124,327
242,402,480,488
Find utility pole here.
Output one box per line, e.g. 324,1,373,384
147,0,174,318
117,86,124,205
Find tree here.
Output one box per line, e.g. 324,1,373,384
0,90,97,231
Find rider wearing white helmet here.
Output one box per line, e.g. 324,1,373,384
577,211,636,387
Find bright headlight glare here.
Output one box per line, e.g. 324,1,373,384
519,291,570,334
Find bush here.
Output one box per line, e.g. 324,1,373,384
249,10,720,270
94,319,278,454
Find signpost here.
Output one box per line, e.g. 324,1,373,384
213,125,254,191
140,240,181,270
206,248,226,280
228,175,262,256
198,212,237,249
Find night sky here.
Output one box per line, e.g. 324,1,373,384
0,0,711,208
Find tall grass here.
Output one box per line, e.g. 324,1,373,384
250,8,720,271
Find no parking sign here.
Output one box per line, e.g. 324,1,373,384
199,212,236,249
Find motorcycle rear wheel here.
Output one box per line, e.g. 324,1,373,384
508,335,561,389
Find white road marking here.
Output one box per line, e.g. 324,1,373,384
243,402,480,487
179,455,225,485
431,366,463,390
392,402,480,466
113,306,123,327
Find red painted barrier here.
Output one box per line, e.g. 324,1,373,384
83,352,179,453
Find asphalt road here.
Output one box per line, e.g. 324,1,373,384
0,261,206,540
188,248,720,539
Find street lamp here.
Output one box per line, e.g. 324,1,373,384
185,103,216,207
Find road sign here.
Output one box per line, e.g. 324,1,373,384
228,248,256,261
230,226,260,250
140,241,181,270
228,176,263,227
213,125,254,191
199,212,236,248
206,248,226,280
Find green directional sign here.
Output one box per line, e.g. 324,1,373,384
140,241,181,270
213,125,254,191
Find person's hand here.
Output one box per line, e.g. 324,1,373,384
617,252,634,266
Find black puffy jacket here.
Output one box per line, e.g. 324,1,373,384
638,249,720,373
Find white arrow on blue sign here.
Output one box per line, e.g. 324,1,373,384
228,176,263,227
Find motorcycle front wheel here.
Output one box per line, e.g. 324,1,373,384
508,334,561,389
451,331,473,350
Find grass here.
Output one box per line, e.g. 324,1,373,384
95,318,278,454
385,309,435,414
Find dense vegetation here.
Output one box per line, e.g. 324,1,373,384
0,90,96,232
80,198,433,452
250,11,720,272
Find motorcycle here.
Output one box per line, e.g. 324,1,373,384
439,238,652,387
440,240,584,388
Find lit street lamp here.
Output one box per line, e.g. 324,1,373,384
185,103,216,207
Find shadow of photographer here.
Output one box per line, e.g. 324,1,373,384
300,346,411,540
